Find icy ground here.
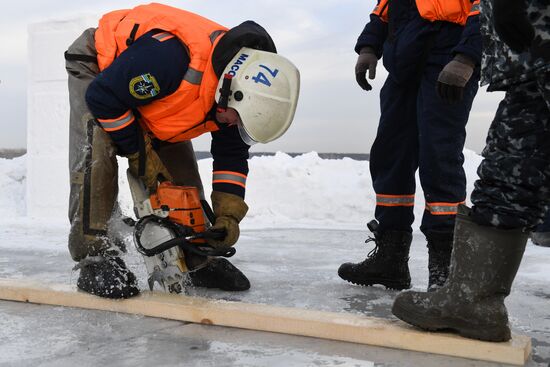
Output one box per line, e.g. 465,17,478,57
0,153,549,366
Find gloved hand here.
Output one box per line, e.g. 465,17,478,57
493,0,535,53
436,54,475,104
125,134,172,192
207,191,248,249
355,47,378,91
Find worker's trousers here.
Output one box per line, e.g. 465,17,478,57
370,63,479,235
65,29,204,261
471,75,550,230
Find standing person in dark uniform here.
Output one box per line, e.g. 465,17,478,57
339,0,481,291
392,0,550,342
65,3,300,299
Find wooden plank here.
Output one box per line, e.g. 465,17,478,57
0,278,530,365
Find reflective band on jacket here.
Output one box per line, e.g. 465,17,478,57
152,32,175,42
212,171,247,188
376,194,415,207
425,201,465,215
97,110,135,132
184,68,203,85
209,30,225,44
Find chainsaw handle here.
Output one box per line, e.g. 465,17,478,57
196,228,227,241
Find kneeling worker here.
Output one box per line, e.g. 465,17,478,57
65,3,300,298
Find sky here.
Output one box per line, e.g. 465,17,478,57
0,1,503,153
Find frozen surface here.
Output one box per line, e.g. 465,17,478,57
1,153,549,365
0,219,548,366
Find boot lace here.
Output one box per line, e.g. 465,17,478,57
365,236,380,258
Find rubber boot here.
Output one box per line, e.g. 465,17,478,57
186,258,250,291
338,220,413,290
75,255,140,299
392,206,528,342
425,230,453,291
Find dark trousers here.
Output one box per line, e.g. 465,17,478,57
371,63,478,234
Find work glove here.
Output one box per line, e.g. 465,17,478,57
493,0,535,53
125,134,172,192
436,54,475,104
207,191,249,249
355,47,378,91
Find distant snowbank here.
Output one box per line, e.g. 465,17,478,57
1,151,483,230
0,156,26,217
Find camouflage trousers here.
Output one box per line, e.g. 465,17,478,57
66,29,205,261
471,72,550,229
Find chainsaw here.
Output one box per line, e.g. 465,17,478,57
126,170,235,294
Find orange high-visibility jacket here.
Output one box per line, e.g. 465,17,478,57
95,3,228,142
373,0,480,26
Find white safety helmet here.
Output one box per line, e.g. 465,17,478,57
215,47,300,145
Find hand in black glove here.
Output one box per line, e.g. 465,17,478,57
493,0,535,53
355,47,378,91
436,54,475,104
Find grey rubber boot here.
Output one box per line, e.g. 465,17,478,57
338,220,413,290
392,206,528,342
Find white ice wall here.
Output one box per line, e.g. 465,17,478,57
25,17,212,219
27,17,98,218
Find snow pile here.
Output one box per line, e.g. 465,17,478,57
0,150,483,230
0,156,26,217
246,150,482,229
116,149,483,230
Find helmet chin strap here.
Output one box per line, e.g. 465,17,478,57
216,74,233,113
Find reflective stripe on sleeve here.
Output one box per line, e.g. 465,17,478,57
212,171,247,188
97,110,135,132
376,194,415,207
425,201,466,215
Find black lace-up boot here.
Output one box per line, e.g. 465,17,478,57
426,229,454,291
338,220,413,290
186,257,251,291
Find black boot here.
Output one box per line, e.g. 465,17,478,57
392,206,528,342
75,256,140,299
425,230,453,291
530,231,550,247
338,220,413,290
187,258,250,291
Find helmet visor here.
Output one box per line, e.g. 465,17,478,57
238,123,258,146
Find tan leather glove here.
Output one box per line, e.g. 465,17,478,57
436,54,475,104
207,191,249,249
355,46,378,91
125,134,172,192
